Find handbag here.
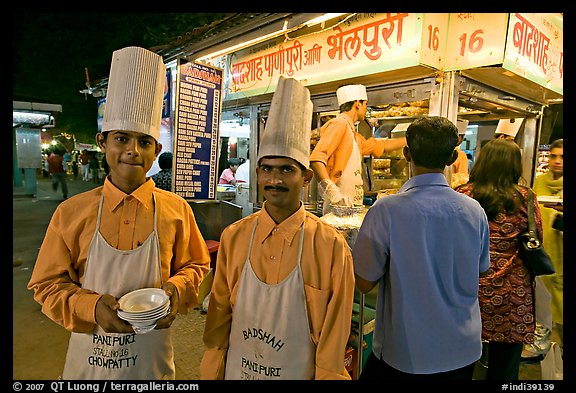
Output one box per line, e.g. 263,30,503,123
518,189,555,276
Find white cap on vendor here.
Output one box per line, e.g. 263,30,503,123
257,76,313,169
494,118,524,138
336,84,368,106
456,119,469,135
102,46,166,141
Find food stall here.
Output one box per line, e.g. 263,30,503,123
74,12,560,378
179,12,562,377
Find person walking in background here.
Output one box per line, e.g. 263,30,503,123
63,151,72,174
151,152,173,191
47,146,69,200
201,77,355,380
71,150,79,180
310,84,406,215
218,157,241,186
27,46,210,380
531,138,563,353
353,116,490,380
455,138,541,380
80,149,90,181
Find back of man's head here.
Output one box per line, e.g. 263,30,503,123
158,152,173,170
406,116,458,169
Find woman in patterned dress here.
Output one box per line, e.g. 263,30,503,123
455,139,543,380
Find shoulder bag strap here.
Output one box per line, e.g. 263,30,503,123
525,188,537,235
515,186,537,237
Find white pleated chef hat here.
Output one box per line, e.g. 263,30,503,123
495,118,524,138
336,84,368,106
102,46,166,141
456,119,469,135
257,76,313,169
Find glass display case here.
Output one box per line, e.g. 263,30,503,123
364,99,427,198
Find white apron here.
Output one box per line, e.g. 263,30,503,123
323,120,364,215
62,193,174,380
224,221,315,380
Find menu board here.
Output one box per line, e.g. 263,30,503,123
173,59,223,200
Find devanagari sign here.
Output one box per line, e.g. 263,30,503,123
503,13,563,95
221,13,424,100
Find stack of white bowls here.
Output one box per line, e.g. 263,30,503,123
117,288,170,334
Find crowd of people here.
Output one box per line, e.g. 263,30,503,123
27,46,562,382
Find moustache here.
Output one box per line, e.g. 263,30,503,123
264,185,289,192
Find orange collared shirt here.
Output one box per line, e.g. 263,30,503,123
200,203,355,380
28,177,210,333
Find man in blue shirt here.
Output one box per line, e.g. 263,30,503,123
352,116,490,380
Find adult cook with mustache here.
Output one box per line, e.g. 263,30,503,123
200,76,355,380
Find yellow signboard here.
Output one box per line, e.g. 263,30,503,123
221,13,425,100
503,13,563,95
205,12,561,100
419,13,449,69
443,13,509,71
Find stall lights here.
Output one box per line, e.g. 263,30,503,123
13,111,52,127
195,20,291,62
195,13,348,62
305,13,346,27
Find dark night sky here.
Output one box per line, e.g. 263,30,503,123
13,13,228,143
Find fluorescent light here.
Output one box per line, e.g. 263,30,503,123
305,13,346,27
196,20,290,62
196,14,348,62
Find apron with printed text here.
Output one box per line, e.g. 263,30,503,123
224,221,315,380
323,120,364,215
62,193,174,380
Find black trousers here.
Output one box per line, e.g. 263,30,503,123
359,352,476,380
485,341,523,380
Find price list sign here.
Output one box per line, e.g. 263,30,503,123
173,59,223,200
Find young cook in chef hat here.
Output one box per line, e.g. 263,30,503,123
257,76,313,170
98,46,166,185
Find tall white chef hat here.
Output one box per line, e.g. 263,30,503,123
456,119,469,135
336,84,368,106
495,118,524,138
257,76,313,169
102,46,166,141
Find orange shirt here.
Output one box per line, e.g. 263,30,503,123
452,148,469,175
200,203,355,380
310,114,387,183
28,177,210,333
